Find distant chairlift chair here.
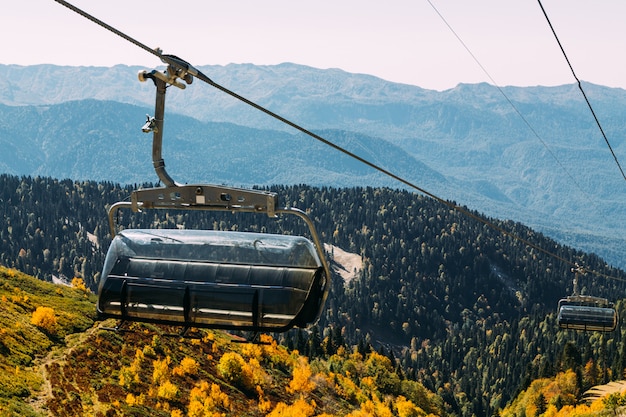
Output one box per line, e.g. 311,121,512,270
557,266,617,332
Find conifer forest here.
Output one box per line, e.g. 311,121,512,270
1,173,626,416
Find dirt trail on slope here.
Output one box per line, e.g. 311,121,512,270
29,323,104,415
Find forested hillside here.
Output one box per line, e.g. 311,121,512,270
1,174,626,416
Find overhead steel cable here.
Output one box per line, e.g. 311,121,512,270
425,0,624,283
538,0,626,182
53,0,620,282
426,0,595,209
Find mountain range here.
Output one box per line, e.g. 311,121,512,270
1,63,625,268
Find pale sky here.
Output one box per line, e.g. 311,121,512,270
3,0,626,91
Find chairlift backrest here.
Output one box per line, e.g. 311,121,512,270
97,229,328,331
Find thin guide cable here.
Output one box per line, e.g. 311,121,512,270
426,0,596,208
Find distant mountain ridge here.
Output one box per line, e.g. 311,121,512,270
0,100,445,188
1,63,625,268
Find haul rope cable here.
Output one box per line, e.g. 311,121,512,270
538,0,626,182
53,0,623,283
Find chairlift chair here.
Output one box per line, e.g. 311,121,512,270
557,295,618,332
96,61,331,334
556,265,618,332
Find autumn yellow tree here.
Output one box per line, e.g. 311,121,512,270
363,352,400,395
332,372,364,403
130,348,144,378
582,359,601,389
544,369,579,407
288,357,316,396
395,395,426,417
267,398,316,417
345,399,393,417
119,349,147,389
217,352,254,391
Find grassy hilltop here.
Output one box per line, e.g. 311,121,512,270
0,265,445,417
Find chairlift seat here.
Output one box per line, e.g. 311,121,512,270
557,296,618,332
97,229,327,331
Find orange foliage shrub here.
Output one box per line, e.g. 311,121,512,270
241,342,263,360
130,349,144,377
157,380,178,400
188,381,230,417
71,277,88,292
153,356,171,384
173,356,199,377
125,393,136,406
30,306,57,332
267,398,316,417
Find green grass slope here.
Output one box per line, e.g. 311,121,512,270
0,266,446,417
0,266,96,416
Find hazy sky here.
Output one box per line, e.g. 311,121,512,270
3,0,626,91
